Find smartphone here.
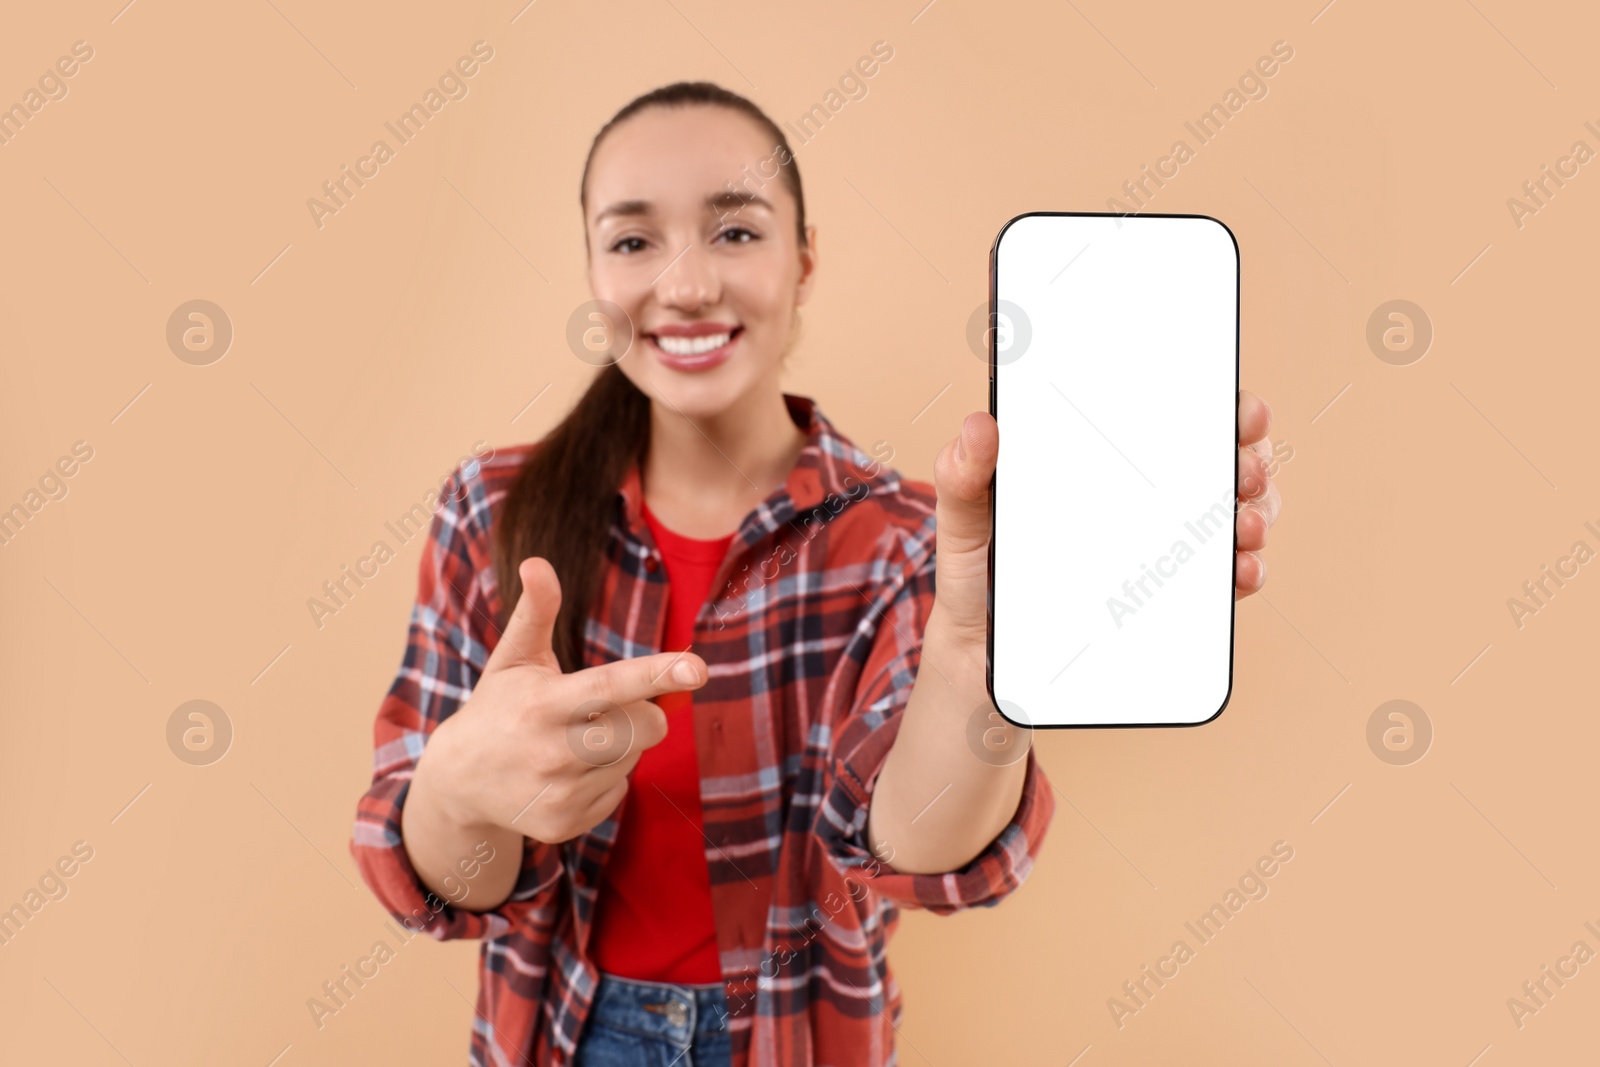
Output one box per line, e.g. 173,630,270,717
986,212,1239,728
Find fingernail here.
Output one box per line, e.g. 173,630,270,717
673,660,702,685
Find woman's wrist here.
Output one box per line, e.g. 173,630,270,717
403,717,525,912
411,713,493,836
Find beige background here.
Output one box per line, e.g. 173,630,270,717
2,0,1596,1063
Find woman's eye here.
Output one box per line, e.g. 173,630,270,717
717,227,758,245
610,236,646,254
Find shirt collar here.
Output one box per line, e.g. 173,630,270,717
616,392,894,544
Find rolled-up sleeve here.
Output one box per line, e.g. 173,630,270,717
813,542,1056,915
350,461,564,941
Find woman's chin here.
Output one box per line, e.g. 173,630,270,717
641,365,762,420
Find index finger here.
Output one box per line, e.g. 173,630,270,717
561,648,709,712
1239,390,1271,447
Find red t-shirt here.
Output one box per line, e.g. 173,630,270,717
587,499,732,983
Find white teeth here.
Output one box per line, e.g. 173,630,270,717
655,331,732,356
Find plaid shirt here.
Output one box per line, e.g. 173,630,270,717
351,393,1055,1067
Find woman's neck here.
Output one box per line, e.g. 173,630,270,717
642,386,808,539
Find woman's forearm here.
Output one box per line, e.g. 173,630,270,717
867,607,1029,874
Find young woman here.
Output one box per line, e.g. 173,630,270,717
351,82,1279,1067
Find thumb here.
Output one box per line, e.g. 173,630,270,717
931,412,997,639
934,411,998,555
485,556,563,677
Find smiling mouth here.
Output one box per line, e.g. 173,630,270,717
650,326,742,355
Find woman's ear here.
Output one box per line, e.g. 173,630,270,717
794,224,819,307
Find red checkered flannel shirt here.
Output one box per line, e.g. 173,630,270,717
350,393,1055,1066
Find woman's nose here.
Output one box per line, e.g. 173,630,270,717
654,242,719,310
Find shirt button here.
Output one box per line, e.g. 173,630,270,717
644,556,660,573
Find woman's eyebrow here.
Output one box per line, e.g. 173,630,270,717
708,190,772,214
593,192,774,225
593,199,652,224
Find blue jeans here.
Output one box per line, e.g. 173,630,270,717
573,973,731,1067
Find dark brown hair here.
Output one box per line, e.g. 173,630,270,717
491,81,807,671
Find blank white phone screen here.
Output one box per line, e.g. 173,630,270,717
990,214,1238,728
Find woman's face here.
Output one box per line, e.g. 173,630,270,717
584,104,817,420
